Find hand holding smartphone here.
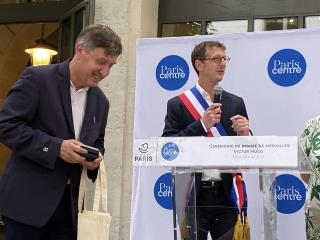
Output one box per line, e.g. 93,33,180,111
80,144,99,161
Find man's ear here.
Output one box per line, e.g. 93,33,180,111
76,43,87,55
74,44,85,60
195,59,203,72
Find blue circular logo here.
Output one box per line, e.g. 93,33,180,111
161,142,179,161
267,49,306,87
154,173,173,210
275,174,306,214
156,55,189,91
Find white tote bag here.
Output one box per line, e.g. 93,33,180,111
77,159,111,240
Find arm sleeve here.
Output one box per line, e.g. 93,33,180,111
162,98,207,137
0,68,62,170
298,120,314,172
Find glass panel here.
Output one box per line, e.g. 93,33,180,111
206,20,248,34
161,22,201,37
254,17,298,32
60,17,71,61
0,0,24,4
74,8,86,44
173,168,279,240
305,16,320,28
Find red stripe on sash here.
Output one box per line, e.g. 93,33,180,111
232,173,245,211
179,93,213,137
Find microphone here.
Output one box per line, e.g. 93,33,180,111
213,84,223,103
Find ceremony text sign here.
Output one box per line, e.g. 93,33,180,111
133,136,297,168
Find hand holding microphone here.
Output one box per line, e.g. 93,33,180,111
202,85,223,130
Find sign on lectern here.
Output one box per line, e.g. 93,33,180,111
133,136,298,168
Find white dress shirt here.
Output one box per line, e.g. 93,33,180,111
195,83,222,181
70,81,88,140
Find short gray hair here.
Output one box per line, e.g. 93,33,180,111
76,24,122,56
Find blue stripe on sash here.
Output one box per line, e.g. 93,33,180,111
190,86,209,109
216,123,227,136
190,86,227,136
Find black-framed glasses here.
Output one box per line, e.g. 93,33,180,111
200,56,231,64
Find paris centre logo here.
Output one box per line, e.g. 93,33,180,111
156,55,189,91
267,48,306,87
161,142,179,161
154,173,173,210
275,174,306,214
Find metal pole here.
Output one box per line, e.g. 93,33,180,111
172,168,178,240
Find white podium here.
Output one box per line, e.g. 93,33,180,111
133,136,300,240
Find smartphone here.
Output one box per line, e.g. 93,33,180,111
80,144,99,161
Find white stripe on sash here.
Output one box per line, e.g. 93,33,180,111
184,89,221,137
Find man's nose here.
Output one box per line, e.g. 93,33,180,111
219,59,227,65
100,65,110,77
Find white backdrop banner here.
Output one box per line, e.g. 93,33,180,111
131,28,320,240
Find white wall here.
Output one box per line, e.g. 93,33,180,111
94,0,159,239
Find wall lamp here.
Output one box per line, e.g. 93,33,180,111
25,24,57,66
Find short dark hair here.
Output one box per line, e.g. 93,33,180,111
191,41,226,76
76,24,122,56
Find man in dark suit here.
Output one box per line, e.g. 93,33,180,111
0,24,122,240
162,41,250,240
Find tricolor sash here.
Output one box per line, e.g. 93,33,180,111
231,173,250,240
179,86,250,239
179,86,227,137
231,173,246,214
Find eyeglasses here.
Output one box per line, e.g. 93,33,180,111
199,56,231,64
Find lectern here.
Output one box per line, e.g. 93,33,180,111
133,136,299,240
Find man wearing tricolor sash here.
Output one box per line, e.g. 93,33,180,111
162,41,250,240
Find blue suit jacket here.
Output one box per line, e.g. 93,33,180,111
0,60,109,228
162,89,249,204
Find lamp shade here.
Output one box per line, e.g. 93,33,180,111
25,40,58,66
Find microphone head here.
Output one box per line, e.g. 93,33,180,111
213,84,223,103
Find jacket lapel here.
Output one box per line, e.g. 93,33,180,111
57,60,75,138
80,88,97,141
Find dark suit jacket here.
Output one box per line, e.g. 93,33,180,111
162,89,249,204
0,60,109,228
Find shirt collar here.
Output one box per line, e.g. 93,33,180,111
196,82,210,99
70,80,89,92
